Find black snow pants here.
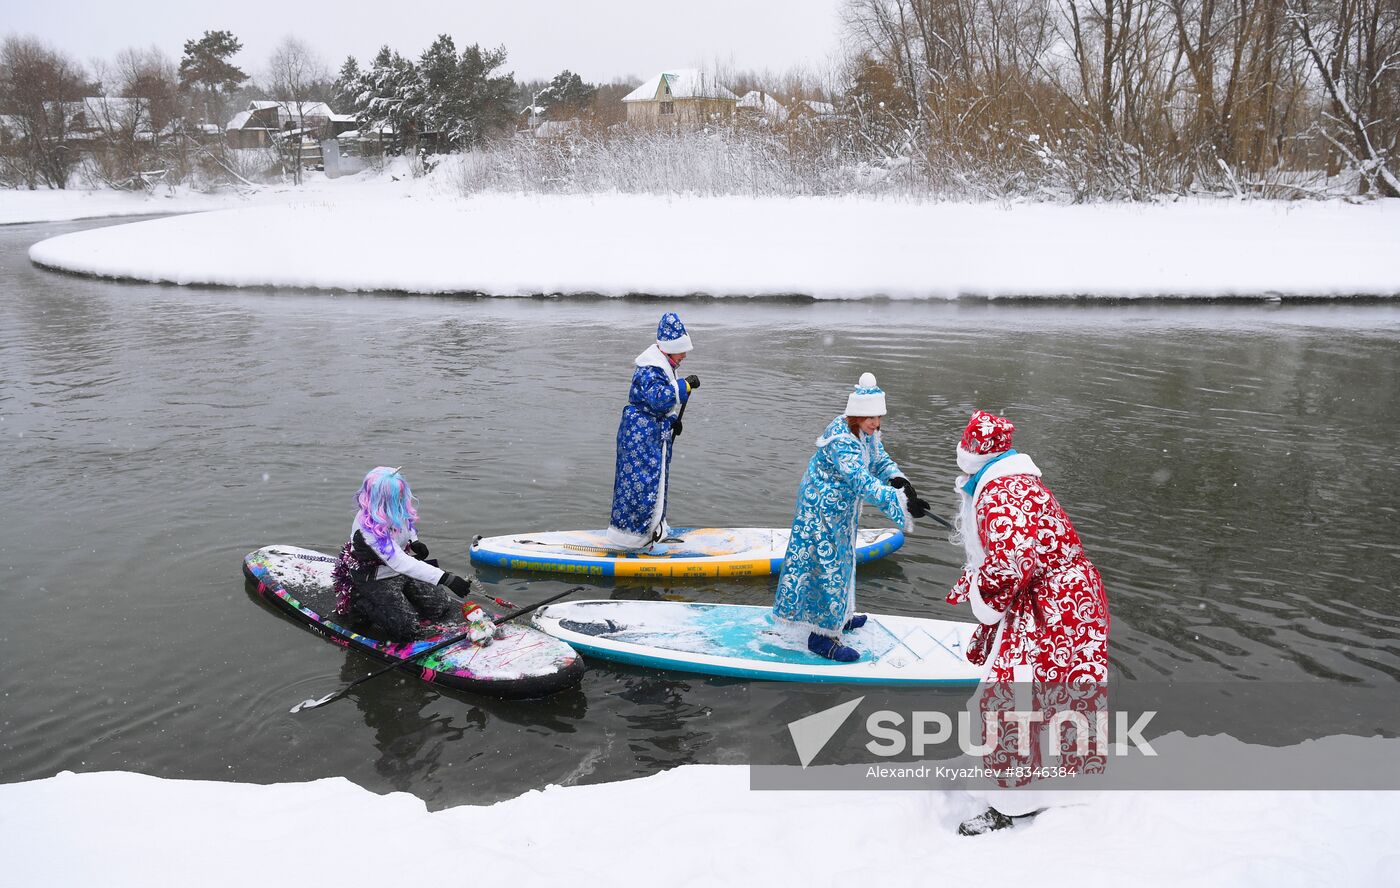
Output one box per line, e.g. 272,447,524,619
350,574,456,642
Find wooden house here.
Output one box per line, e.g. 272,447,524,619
622,70,737,127
787,99,842,124
226,100,335,148
736,90,787,125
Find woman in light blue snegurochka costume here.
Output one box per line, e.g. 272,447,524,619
606,312,701,550
773,373,931,661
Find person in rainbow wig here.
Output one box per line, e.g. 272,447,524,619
331,466,494,644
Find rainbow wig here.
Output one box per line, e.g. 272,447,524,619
355,466,419,556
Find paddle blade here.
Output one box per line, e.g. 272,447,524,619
290,692,337,714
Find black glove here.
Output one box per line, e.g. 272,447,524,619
685,375,700,390
889,476,919,502
439,572,474,598
671,418,683,439
907,497,931,519
408,540,429,560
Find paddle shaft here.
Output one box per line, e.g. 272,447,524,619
298,587,580,711
670,380,694,441
925,511,955,531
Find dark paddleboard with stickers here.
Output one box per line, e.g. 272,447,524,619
243,545,584,698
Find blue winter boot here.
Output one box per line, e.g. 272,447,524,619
808,632,860,663
844,613,868,631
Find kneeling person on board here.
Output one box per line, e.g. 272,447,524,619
606,311,701,551
331,466,495,644
773,373,931,662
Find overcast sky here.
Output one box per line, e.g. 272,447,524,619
5,0,847,85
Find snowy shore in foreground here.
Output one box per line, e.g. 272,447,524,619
26,192,1400,299
3,756,1397,887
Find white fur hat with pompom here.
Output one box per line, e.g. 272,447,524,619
845,372,887,417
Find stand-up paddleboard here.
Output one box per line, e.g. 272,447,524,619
244,546,584,698
532,600,984,685
471,527,904,578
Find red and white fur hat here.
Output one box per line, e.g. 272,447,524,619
960,410,1014,455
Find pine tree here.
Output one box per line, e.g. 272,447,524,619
449,42,515,148
347,36,516,154
178,30,248,94
332,56,361,113
356,46,418,149
536,69,595,120
178,30,248,128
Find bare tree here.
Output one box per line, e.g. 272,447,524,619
266,35,330,183
80,47,186,187
1286,0,1399,195
0,36,87,188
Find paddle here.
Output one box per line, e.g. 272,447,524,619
290,587,580,713
670,398,689,441
892,479,955,531
924,511,955,531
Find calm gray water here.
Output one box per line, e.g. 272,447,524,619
2,217,1398,806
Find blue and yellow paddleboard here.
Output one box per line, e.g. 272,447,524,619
469,526,904,578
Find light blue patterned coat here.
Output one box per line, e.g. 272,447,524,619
773,416,912,635
607,345,691,548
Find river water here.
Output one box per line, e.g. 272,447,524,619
2,217,1398,805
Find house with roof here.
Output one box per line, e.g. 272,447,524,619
59,98,159,142
736,90,787,125
226,100,336,148
788,99,842,124
622,69,737,127
517,104,546,133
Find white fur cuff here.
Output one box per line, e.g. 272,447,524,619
894,487,915,533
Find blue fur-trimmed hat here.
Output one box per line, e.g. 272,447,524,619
658,310,697,352
656,312,693,353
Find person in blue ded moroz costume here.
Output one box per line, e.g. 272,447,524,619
773,373,932,661
606,312,701,551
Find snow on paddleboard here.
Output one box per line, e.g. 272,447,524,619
243,546,584,698
470,527,904,578
532,600,984,685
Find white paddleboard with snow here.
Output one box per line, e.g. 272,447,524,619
470,526,904,578
532,600,985,685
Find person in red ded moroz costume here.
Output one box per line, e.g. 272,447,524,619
947,410,1108,683
945,411,1110,835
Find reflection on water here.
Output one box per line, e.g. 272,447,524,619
2,218,1399,805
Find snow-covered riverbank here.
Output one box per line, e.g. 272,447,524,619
0,186,255,225
0,159,440,226
26,192,1400,298
2,762,1395,887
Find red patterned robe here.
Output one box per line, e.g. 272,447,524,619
949,469,1110,796
948,472,1109,683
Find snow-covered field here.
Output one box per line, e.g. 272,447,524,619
3,761,1396,887
25,185,1400,298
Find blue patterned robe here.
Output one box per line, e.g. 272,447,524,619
607,345,691,549
773,416,912,635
